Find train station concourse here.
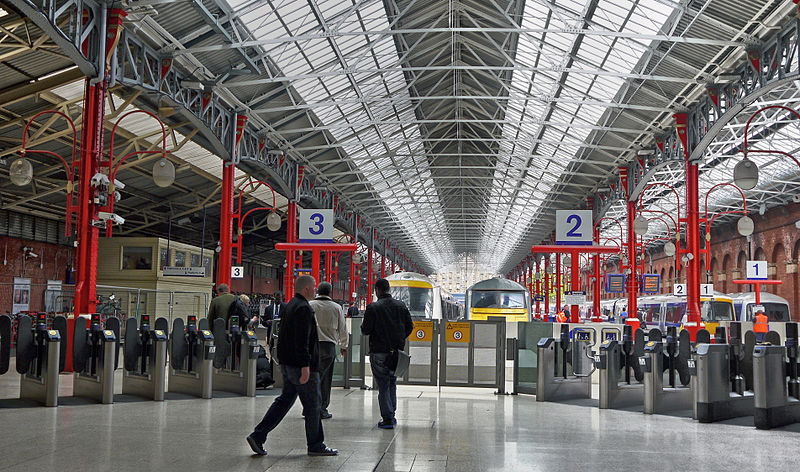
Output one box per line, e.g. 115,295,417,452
5,0,800,470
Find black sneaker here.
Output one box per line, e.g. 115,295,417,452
377,419,394,429
308,446,339,456
320,411,333,419
246,434,267,456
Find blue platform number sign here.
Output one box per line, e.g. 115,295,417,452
298,209,334,243
555,210,593,245
746,260,767,280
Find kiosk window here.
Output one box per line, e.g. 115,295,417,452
122,247,153,270
174,251,186,267
190,253,201,267
159,247,171,268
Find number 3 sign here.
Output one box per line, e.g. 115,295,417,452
298,209,334,243
555,210,593,245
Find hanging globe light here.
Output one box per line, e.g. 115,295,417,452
733,156,758,190
9,157,33,186
737,215,754,236
663,241,676,257
152,157,175,187
266,211,282,231
633,215,649,235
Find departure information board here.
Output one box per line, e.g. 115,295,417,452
605,274,625,293
642,274,660,293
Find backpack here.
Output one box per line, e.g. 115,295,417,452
228,297,249,327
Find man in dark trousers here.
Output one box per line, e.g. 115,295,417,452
246,275,338,457
361,278,414,429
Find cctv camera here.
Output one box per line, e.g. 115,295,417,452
90,173,109,188
97,211,125,225
793,195,800,203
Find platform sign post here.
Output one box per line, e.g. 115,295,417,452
673,283,687,296
700,284,714,296
231,266,244,279
298,209,334,243
555,210,593,245
746,261,768,280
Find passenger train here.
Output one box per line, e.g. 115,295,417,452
385,272,464,321
465,277,531,322
727,292,791,322
601,293,736,335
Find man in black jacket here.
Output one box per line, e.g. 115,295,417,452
246,275,337,457
361,278,414,429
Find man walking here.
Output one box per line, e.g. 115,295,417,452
309,282,348,419
207,284,236,327
361,278,414,429
246,275,337,457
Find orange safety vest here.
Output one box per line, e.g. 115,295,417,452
754,313,769,333
556,312,568,323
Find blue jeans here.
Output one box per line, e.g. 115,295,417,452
370,352,397,422
252,365,324,451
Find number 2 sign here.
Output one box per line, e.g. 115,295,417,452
555,210,593,245
298,209,334,243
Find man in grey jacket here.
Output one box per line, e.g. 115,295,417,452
309,282,348,419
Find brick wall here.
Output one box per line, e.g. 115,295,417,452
0,236,74,313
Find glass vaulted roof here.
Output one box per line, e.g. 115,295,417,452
200,0,769,274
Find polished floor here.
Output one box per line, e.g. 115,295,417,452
1,363,799,472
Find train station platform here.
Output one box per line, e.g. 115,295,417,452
1,363,798,472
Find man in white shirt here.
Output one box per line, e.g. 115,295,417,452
309,282,349,419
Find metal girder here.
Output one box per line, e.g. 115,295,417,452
173,27,746,55
7,0,102,76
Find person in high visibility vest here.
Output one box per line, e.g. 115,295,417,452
556,307,569,323
754,309,769,343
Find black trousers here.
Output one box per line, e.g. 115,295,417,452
251,365,324,451
318,341,336,413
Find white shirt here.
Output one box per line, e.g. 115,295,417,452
309,296,349,348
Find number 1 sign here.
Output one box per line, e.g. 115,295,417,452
746,261,767,280
555,210,593,245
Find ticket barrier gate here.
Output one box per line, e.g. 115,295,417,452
73,314,119,404
212,316,258,397
597,325,645,409
753,322,800,429
16,313,66,406
692,323,755,422
0,315,11,377
641,327,697,414
169,315,214,398
536,324,593,402
123,315,169,401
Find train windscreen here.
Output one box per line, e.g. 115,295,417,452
471,291,525,309
747,303,790,322
701,301,734,321
390,286,433,318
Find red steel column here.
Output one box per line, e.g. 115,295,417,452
74,78,105,319
312,249,321,284
569,249,581,322
685,160,702,332
380,248,385,278
367,247,374,300
285,200,297,301
593,227,602,321
217,162,234,288
544,257,550,316
555,257,562,311
348,253,356,304
626,200,638,325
